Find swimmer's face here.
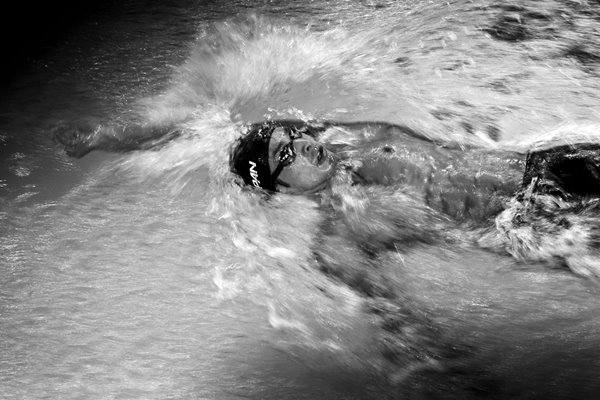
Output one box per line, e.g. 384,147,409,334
268,127,338,193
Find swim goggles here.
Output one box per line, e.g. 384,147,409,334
271,128,303,187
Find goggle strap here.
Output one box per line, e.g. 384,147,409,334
271,163,285,185
271,128,301,189
276,179,290,188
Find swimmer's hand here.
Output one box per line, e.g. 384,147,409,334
52,122,98,158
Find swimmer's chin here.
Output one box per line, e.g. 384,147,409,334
277,179,332,195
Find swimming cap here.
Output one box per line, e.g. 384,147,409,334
230,122,278,191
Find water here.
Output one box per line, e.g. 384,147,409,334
2,0,600,398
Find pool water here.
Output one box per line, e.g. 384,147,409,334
2,1,600,399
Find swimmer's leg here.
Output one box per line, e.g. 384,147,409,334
53,122,180,158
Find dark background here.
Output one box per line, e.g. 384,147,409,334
0,1,113,90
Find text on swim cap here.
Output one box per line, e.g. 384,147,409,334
249,161,261,188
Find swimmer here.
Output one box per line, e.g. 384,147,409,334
230,121,600,218
52,118,600,220
228,120,600,279
53,118,600,277
229,119,524,222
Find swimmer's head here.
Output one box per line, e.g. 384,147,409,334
230,121,338,193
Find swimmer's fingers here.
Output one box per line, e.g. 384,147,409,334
51,122,97,158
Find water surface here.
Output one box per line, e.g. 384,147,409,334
2,1,600,399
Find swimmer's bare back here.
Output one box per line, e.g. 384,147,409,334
52,122,181,158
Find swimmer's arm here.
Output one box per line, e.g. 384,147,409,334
53,122,180,158
323,121,433,146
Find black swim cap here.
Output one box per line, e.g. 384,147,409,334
230,122,278,191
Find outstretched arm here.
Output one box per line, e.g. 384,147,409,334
53,121,181,158
321,120,435,148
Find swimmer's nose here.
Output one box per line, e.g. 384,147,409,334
296,139,312,156
298,140,323,164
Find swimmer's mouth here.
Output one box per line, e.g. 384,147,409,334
316,147,325,166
